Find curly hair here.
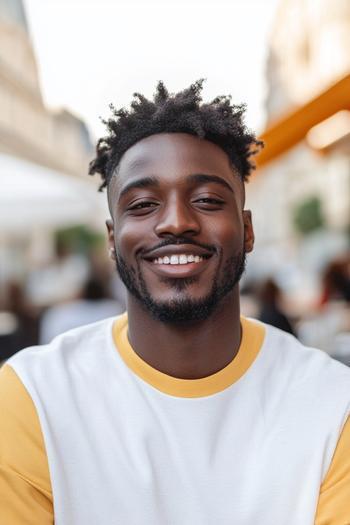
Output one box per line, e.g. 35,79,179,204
89,79,263,191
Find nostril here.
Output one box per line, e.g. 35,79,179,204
154,206,201,237
156,228,200,238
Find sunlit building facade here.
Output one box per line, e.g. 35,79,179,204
246,0,350,295
266,0,350,120
0,0,93,176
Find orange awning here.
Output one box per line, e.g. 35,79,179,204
256,74,350,168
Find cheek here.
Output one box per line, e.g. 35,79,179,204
207,208,244,242
116,226,135,252
114,219,153,257
221,224,245,255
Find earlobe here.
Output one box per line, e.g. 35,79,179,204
109,247,116,260
243,210,254,253
106,219,116,260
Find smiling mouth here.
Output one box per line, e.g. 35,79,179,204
143,253,214,279
152,254,211,265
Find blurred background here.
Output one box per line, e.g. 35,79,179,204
0,0,349,362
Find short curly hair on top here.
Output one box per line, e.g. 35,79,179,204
89,79,263,191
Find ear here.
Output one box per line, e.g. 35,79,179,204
106,219,116,260
243,210,254,253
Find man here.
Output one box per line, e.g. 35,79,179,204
1,80,349,524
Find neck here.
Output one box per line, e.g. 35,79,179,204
126,290,241,379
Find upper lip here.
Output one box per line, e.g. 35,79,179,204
142,245,214,260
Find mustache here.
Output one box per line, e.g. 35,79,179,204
141,237,217,257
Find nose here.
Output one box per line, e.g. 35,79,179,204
154,197,200,238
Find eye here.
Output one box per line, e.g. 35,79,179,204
127,200,158,213
193,197,225,207
130,202,155,209
196,198,223,204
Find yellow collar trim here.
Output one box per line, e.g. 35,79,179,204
112,313,265,398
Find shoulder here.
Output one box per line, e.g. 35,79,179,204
256,320,350,398
7,315,119,381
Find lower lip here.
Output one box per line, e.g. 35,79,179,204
143,257,213,277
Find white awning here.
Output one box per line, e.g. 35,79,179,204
0,153,108,235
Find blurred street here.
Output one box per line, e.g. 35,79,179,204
0,0,349,362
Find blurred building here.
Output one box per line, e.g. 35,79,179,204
266,0,350,119
0,0,107,303
0,0,92,175
246,0,350,305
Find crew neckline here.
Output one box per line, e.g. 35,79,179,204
112,313,265,398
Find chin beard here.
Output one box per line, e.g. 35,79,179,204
115,250,246,325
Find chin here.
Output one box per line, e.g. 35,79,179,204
139,285,229,324
145,299,217,324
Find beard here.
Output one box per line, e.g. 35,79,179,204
115,248,246,325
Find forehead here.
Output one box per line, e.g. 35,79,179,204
110,133,244,201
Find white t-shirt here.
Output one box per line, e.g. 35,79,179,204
1,313,350,524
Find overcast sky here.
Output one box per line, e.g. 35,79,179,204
25,0,281,141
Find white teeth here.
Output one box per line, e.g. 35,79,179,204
153,254,204,264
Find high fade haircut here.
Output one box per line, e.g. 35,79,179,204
89,79,263,191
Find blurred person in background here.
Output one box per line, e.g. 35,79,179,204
320,254,350,305
257,278,295,335
26,237,90,307
39,274,124,344
297,253,350,357
1,81,350,525
0,281,39,362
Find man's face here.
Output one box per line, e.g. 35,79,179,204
107,133,254,323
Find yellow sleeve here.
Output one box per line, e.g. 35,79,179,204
0,364,53,524
315,416,350,524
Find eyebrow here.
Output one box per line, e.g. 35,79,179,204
187,173,234,194
118,176,159,201
118,172,234,201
